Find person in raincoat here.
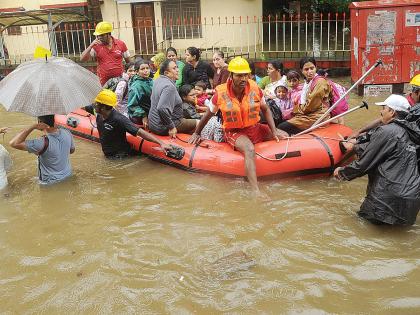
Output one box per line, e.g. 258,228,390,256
334,95,420,226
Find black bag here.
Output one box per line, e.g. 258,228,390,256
260,99,283,127
165,145,185,160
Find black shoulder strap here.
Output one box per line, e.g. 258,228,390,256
38,135,49,156
122,80,129,100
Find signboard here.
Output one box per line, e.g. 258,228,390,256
364,84,393,97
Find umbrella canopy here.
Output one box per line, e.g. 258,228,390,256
0,57,102,116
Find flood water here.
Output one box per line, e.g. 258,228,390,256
0,79,419,314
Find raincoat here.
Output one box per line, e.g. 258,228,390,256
338,118,420,225
127,75,153,119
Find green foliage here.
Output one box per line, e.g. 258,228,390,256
314,0,355,13
263,0,371,15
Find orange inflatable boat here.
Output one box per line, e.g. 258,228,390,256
55,109,354,178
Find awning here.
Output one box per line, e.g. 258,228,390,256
0,8,90,31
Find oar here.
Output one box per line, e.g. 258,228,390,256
311,59,382,128
293,101,369,137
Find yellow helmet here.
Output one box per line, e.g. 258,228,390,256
228,56,251,74
409,74,420,88
94,89,117,107
151,52,166,67
93,21,113,36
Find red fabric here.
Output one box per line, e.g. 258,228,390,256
212,79,263,107
212,66,230,88
93,37,128,85
407,93,416,107
196,93,209,106
225,123,272,147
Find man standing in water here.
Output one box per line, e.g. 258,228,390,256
94,89,172,158
189,57,287,196
9,115,75,185
80,21,131,86
334,95,420,226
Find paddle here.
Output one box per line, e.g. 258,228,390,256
293,101,369,137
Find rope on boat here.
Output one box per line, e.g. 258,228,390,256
254,134,350,162
173,133,349,162
256,137,291,161
175,135,209,148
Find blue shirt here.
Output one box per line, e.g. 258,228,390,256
26,129,74,185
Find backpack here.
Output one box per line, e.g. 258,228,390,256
103,76,128,100
260,99,283,127
311,76,349,116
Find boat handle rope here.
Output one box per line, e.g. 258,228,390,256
255,134,349,162
87,114,97,129
256,137,291,161
175,135,210,148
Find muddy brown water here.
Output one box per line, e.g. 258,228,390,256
0,78,419,314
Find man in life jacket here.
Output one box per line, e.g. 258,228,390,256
80,21,131,86
189,57,287,196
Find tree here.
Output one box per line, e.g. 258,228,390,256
263,0,370,15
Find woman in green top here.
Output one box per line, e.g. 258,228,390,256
127,59,153,129
166,47,184,89
258,60,287,100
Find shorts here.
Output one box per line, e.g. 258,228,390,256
200,116,224,142
225,123,272,147
176,118,198,134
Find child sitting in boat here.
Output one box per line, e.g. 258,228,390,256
286,70,303,108
273,83,294,120
194,81,210,112
179,84,201,120
179,85,224,142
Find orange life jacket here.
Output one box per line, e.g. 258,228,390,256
216,79,261,129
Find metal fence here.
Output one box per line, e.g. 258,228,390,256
0,13,350,64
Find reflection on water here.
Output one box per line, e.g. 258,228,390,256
0,81,419,313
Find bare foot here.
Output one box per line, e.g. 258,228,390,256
252,189,271,201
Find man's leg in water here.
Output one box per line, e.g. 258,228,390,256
234,135,259,193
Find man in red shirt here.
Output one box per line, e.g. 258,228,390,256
81,21,131,85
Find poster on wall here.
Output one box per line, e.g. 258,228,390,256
405,12,420,27
367,11,396,46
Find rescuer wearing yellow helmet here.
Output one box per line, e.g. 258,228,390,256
189,57,287,197
80,21,131,86
94,89,171,158
408,74,420,107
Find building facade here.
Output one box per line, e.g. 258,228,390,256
0,0,263,61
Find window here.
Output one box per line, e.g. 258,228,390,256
6,26,22,36
161,0,202,39
54,6,94,55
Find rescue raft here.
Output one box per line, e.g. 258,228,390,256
55,109,354,178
